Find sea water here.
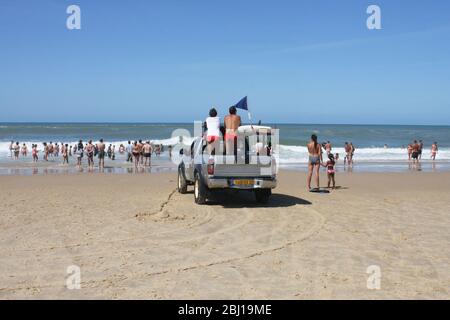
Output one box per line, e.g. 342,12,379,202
1,123,449,174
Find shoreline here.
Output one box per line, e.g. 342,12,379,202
1,159,450,175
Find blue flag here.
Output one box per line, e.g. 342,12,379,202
234,96,248,111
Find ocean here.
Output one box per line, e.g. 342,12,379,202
1,123,450,174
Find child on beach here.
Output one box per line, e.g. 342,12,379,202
322,153,336,189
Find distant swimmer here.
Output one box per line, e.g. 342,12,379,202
431,142,438,160
307,134,322,192
224,106,241,156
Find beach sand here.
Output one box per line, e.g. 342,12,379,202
0,170,449,299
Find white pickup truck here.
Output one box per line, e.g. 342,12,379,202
177,125,278,204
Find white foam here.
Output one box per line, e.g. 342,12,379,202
2,140,449,163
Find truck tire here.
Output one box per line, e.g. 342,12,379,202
255,189,271,204
194,172,207,204
177,167,188,194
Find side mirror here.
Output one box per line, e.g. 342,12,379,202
179,149,184,155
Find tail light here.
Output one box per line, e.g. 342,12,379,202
207,159,214,175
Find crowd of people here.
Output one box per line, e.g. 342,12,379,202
8,140,169,169
405,140,439,163
307,136,441,191
306,137,355,192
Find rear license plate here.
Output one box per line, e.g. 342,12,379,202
231,179,254,186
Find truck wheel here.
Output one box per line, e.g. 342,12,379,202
255,189,271,204
177,168,188,194
194,172,207,204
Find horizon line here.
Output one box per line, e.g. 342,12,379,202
0,121,449,127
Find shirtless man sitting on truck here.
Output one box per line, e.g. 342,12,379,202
224,106,241,156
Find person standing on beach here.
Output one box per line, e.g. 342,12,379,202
418,140,424,160
32,144,39,162
126,141,133,162
62,144,69,164
85,140,95,168
43,143,49,161
307,134,322,191
344,142,351,165
13,142,20,160
143,141,152,166
407,143,413,160
76,140,84,166
132,141,140,168
224,106,241,156
21,143,28,157
349,143,355,165
411,140,420,164
9,141,14,157
322,153,336,189
48,142,54,157
97,139,106,168
431,142,438,160
54,143,60,157
138,140,144,165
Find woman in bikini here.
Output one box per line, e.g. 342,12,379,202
132,141,140,168
224,106,241,156
86,140,95,168
21,143,28,157
431,142,438,160
307,134,322,191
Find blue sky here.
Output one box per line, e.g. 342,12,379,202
1,0,450,124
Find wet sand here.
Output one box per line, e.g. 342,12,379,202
0,171,449,299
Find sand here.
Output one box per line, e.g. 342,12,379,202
0,170,449,299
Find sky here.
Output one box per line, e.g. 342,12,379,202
0,0,450,125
